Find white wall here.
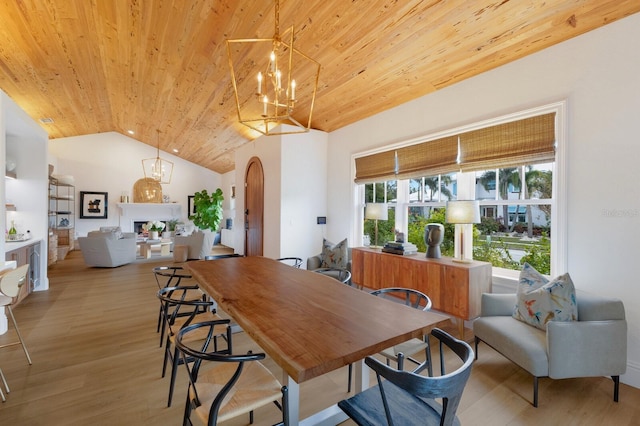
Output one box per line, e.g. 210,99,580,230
1,90,50,292
234,128,328,261
48,131,223,237
281,131,328,260
327,14,640,388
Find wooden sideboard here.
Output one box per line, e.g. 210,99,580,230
351,247,492,337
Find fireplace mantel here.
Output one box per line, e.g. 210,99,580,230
117,203,182,232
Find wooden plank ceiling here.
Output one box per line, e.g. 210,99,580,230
1,1,638,174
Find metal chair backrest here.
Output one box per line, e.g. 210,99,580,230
363,328,473,426
276,257,303,268
156,286,214,334
370,287,432,311
313,268,351,284
175,320,287,426
152,266,192,290
204,253,243,260
0,264,30,299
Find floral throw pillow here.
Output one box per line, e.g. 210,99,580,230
513,263,578,330
320,238,348,269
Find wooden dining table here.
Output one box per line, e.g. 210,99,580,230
186,256,451,425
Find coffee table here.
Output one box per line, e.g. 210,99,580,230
138,239,172,258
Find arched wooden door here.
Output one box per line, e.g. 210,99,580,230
244,157,264,256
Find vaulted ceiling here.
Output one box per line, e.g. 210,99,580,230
1,1,638,174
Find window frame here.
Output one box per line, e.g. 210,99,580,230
352,101,567,280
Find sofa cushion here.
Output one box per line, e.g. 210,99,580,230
320,238,348,269
513,263,577,330
473,315,549,377
87,230,119,240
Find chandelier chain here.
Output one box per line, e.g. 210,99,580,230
274,0,280,39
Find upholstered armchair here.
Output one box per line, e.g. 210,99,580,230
173,230,216,260
307,239,352,285
306,248,352,272
306,250,351,271
78,229,137,267
474,290,627,407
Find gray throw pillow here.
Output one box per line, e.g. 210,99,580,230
320,238,348,269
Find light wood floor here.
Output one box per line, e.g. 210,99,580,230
1,250,639,425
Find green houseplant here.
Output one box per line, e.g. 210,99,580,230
166,219,180,232
189,188,224,232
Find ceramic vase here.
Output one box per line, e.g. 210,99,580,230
150,231,159,240
424,223,444,258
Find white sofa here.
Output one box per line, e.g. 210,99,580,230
78,229,137,267
173,230,216,260
473,290,627,407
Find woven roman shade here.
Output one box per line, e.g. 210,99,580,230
354,150,398,184
354,112,556,183
458,113,556,172
394,136,459,180
354,137,459,183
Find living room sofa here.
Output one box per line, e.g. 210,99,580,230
173,230,216,260
473,290,627,407
78,229,137,267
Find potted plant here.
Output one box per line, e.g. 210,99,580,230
189,188,224,232
142,220,165,240
164,219,180,237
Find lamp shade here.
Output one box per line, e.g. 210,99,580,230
365,203,388,221
446,200,480,224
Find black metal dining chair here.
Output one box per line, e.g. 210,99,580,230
175,319,289,425
276,257,303,268
152,266,202,346
313,267,352,284
338,328,474,426
157,285,228,407
203,253,243,260
346,287,433,392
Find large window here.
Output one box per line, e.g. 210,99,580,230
354,102,565,277
363,181,396,246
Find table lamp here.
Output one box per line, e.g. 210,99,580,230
445,200,480,262
365,203,388,248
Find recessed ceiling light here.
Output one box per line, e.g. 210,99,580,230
39,118,54,124
172,148,179,153
127,130,135,135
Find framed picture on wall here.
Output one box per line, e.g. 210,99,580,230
187,195,196,216
80,191,108,219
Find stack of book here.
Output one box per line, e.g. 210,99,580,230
382,241,418,255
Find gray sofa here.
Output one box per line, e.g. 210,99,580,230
473,290,627,407
78,230,137,267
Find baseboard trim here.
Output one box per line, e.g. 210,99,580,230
622,360,640,390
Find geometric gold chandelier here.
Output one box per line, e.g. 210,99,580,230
226,0,320,136
142,129,173,184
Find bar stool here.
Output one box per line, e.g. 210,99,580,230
0,367,9,402
0,264,32,365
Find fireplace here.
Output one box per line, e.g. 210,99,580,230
117,203,183,233
133,220,172,235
